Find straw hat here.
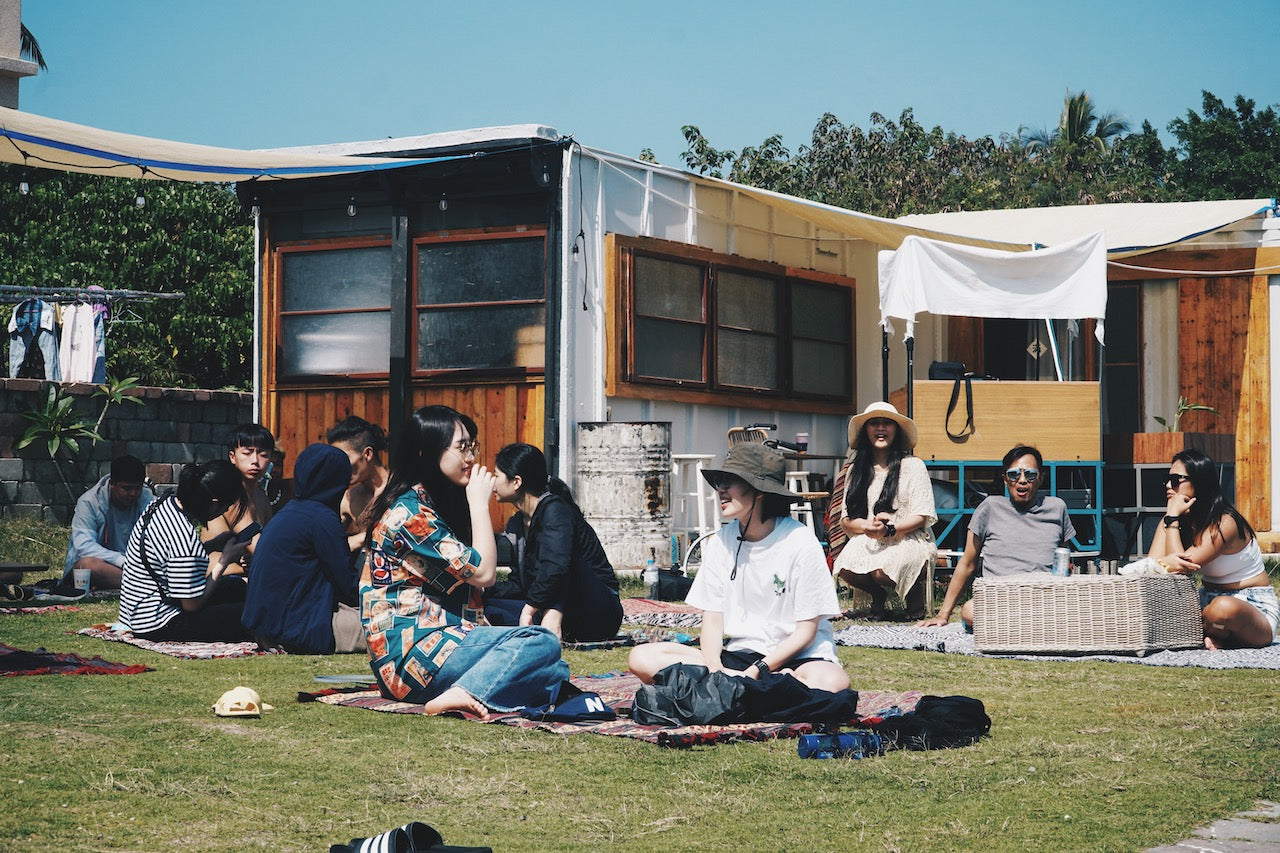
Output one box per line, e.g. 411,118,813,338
700,442,800,501
213,686,273,718
848,402,918,450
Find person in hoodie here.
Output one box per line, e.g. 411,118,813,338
64,455,155,590
241,443,365,654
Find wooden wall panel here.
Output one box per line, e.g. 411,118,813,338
1177,277,1250,435
266,387,392,477
1236,275,1271,529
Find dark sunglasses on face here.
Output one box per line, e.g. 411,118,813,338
1165,473,1191,487
1004,468,1039,483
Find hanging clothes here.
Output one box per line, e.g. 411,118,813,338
58,301,99,383
8,298,61,380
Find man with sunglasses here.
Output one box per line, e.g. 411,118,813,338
918,444,1075,630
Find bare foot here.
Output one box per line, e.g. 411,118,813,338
423,686,489,719
1205,635,1223,651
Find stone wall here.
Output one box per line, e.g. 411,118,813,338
0,377,253,522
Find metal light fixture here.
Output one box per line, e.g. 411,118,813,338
135,186,146,208
347,196,357,217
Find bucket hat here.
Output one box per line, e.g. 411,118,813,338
213,686,273,718
700,442,799,501
848,402,918,450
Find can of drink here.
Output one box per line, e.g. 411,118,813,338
795,432,809,452
797,731,884,759
1053,547,1071,576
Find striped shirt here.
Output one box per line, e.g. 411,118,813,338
118,497,209,634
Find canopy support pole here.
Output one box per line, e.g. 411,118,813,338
881,329,890,401
905,335,915,417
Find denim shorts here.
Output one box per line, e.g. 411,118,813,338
1200,586,1280,636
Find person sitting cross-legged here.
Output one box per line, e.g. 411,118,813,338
64,454,155,590
918,444,1075,631
628,442,849,692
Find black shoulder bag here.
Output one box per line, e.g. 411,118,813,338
945,372,975,441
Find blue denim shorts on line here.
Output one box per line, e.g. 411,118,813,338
1200,586,1280,637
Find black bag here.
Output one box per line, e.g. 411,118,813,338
871,694,991,750
928,361,966,380
653,568,694,601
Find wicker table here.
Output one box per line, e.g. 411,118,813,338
972,573,1204,656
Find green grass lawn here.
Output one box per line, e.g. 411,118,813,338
2,520,1277,852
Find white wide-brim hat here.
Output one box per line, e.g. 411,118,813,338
848,401,918,450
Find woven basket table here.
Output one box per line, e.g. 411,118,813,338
972,573,1204,656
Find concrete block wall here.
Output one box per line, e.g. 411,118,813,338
0,378,253,523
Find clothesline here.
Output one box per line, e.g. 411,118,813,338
0,284,184,305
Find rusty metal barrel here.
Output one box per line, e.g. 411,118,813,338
575,421,671,569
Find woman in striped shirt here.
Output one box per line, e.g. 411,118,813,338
118,460,253,641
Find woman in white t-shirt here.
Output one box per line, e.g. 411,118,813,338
627,442,849,692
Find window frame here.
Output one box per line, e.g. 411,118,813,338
608,234,855,413
410,226,548,381
273,235,394,384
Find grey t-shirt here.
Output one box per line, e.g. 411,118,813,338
969,494,1075,577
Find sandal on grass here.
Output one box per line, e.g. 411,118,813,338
331,820,492,853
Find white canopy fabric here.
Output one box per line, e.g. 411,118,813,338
878,231,1108,343
901,199,1276,259
0,106,433,182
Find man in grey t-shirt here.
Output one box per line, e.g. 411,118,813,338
919,444,1075,629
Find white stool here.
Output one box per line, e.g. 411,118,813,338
785,470,827,535
672,454,720,540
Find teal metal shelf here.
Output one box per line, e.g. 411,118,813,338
926,459,1103,554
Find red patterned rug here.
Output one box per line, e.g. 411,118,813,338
76,625,285,659
0,642,153,676
298,671,923,748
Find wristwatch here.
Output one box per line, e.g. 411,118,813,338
884,521,897,537
1163,515,1181,528
750,659,771,676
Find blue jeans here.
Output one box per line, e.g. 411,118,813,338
427,625,568,712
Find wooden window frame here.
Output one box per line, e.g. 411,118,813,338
411,226,548,383
273,235,394,385
606,234,856,414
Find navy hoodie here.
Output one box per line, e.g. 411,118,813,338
242,443,354,653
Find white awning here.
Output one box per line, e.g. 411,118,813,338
901,199,1276,258
879,231,1109,342
0,106,433,182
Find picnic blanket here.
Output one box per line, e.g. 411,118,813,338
0,642,152,676
298,671,923,748
833,623,1280,669
0,604,80,615
76,625,285,660
621,598,703,629
564,627,696,651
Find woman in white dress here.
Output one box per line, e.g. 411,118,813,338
832,402,937,620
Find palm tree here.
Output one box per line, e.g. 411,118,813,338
1021,90,1129,155
20,24,46,71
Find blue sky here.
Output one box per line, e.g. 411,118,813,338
19,1,1280,168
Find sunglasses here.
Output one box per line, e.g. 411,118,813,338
706,473,742,491
1004,468,1040,483
1165,473,1191,487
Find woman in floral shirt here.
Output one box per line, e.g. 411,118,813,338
361,405,568,717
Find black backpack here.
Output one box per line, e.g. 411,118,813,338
872,695,991,750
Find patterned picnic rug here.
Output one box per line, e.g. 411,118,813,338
0,642,153,676
564,627,696,651
834,623,1280,669
76,624,284,660
0,604,80,615
620,598,703,629
298,671,923,748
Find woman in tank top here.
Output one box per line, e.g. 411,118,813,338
1148,449,1277,649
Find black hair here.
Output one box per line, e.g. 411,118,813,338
228,423,275,454
175,460,243,524
1171,449,1255,548
365,405,477,545
494,442,576,507
326,416,387,454
1002,444,1044,470
845,421,911,519
110,454,145,484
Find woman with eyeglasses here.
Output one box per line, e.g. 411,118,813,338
487,443,622,642
919,444,1075,630
831,402,937,620
1148,449,1277,649
628,442,849,692
360,405,568,717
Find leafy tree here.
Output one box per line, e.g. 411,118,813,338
0,166,253,389
1168,91,1280,200
19,24,47,71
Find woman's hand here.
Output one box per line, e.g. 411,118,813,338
1157,552,1201,575
466,464,497,506
519,603,538,627
216,538,252,573
873,513,896,539
1165,492,1195,517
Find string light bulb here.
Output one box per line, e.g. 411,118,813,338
18,178,29,195
438,193,447,212
250,194,260,217
347,196,357,217
135,185,146,208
